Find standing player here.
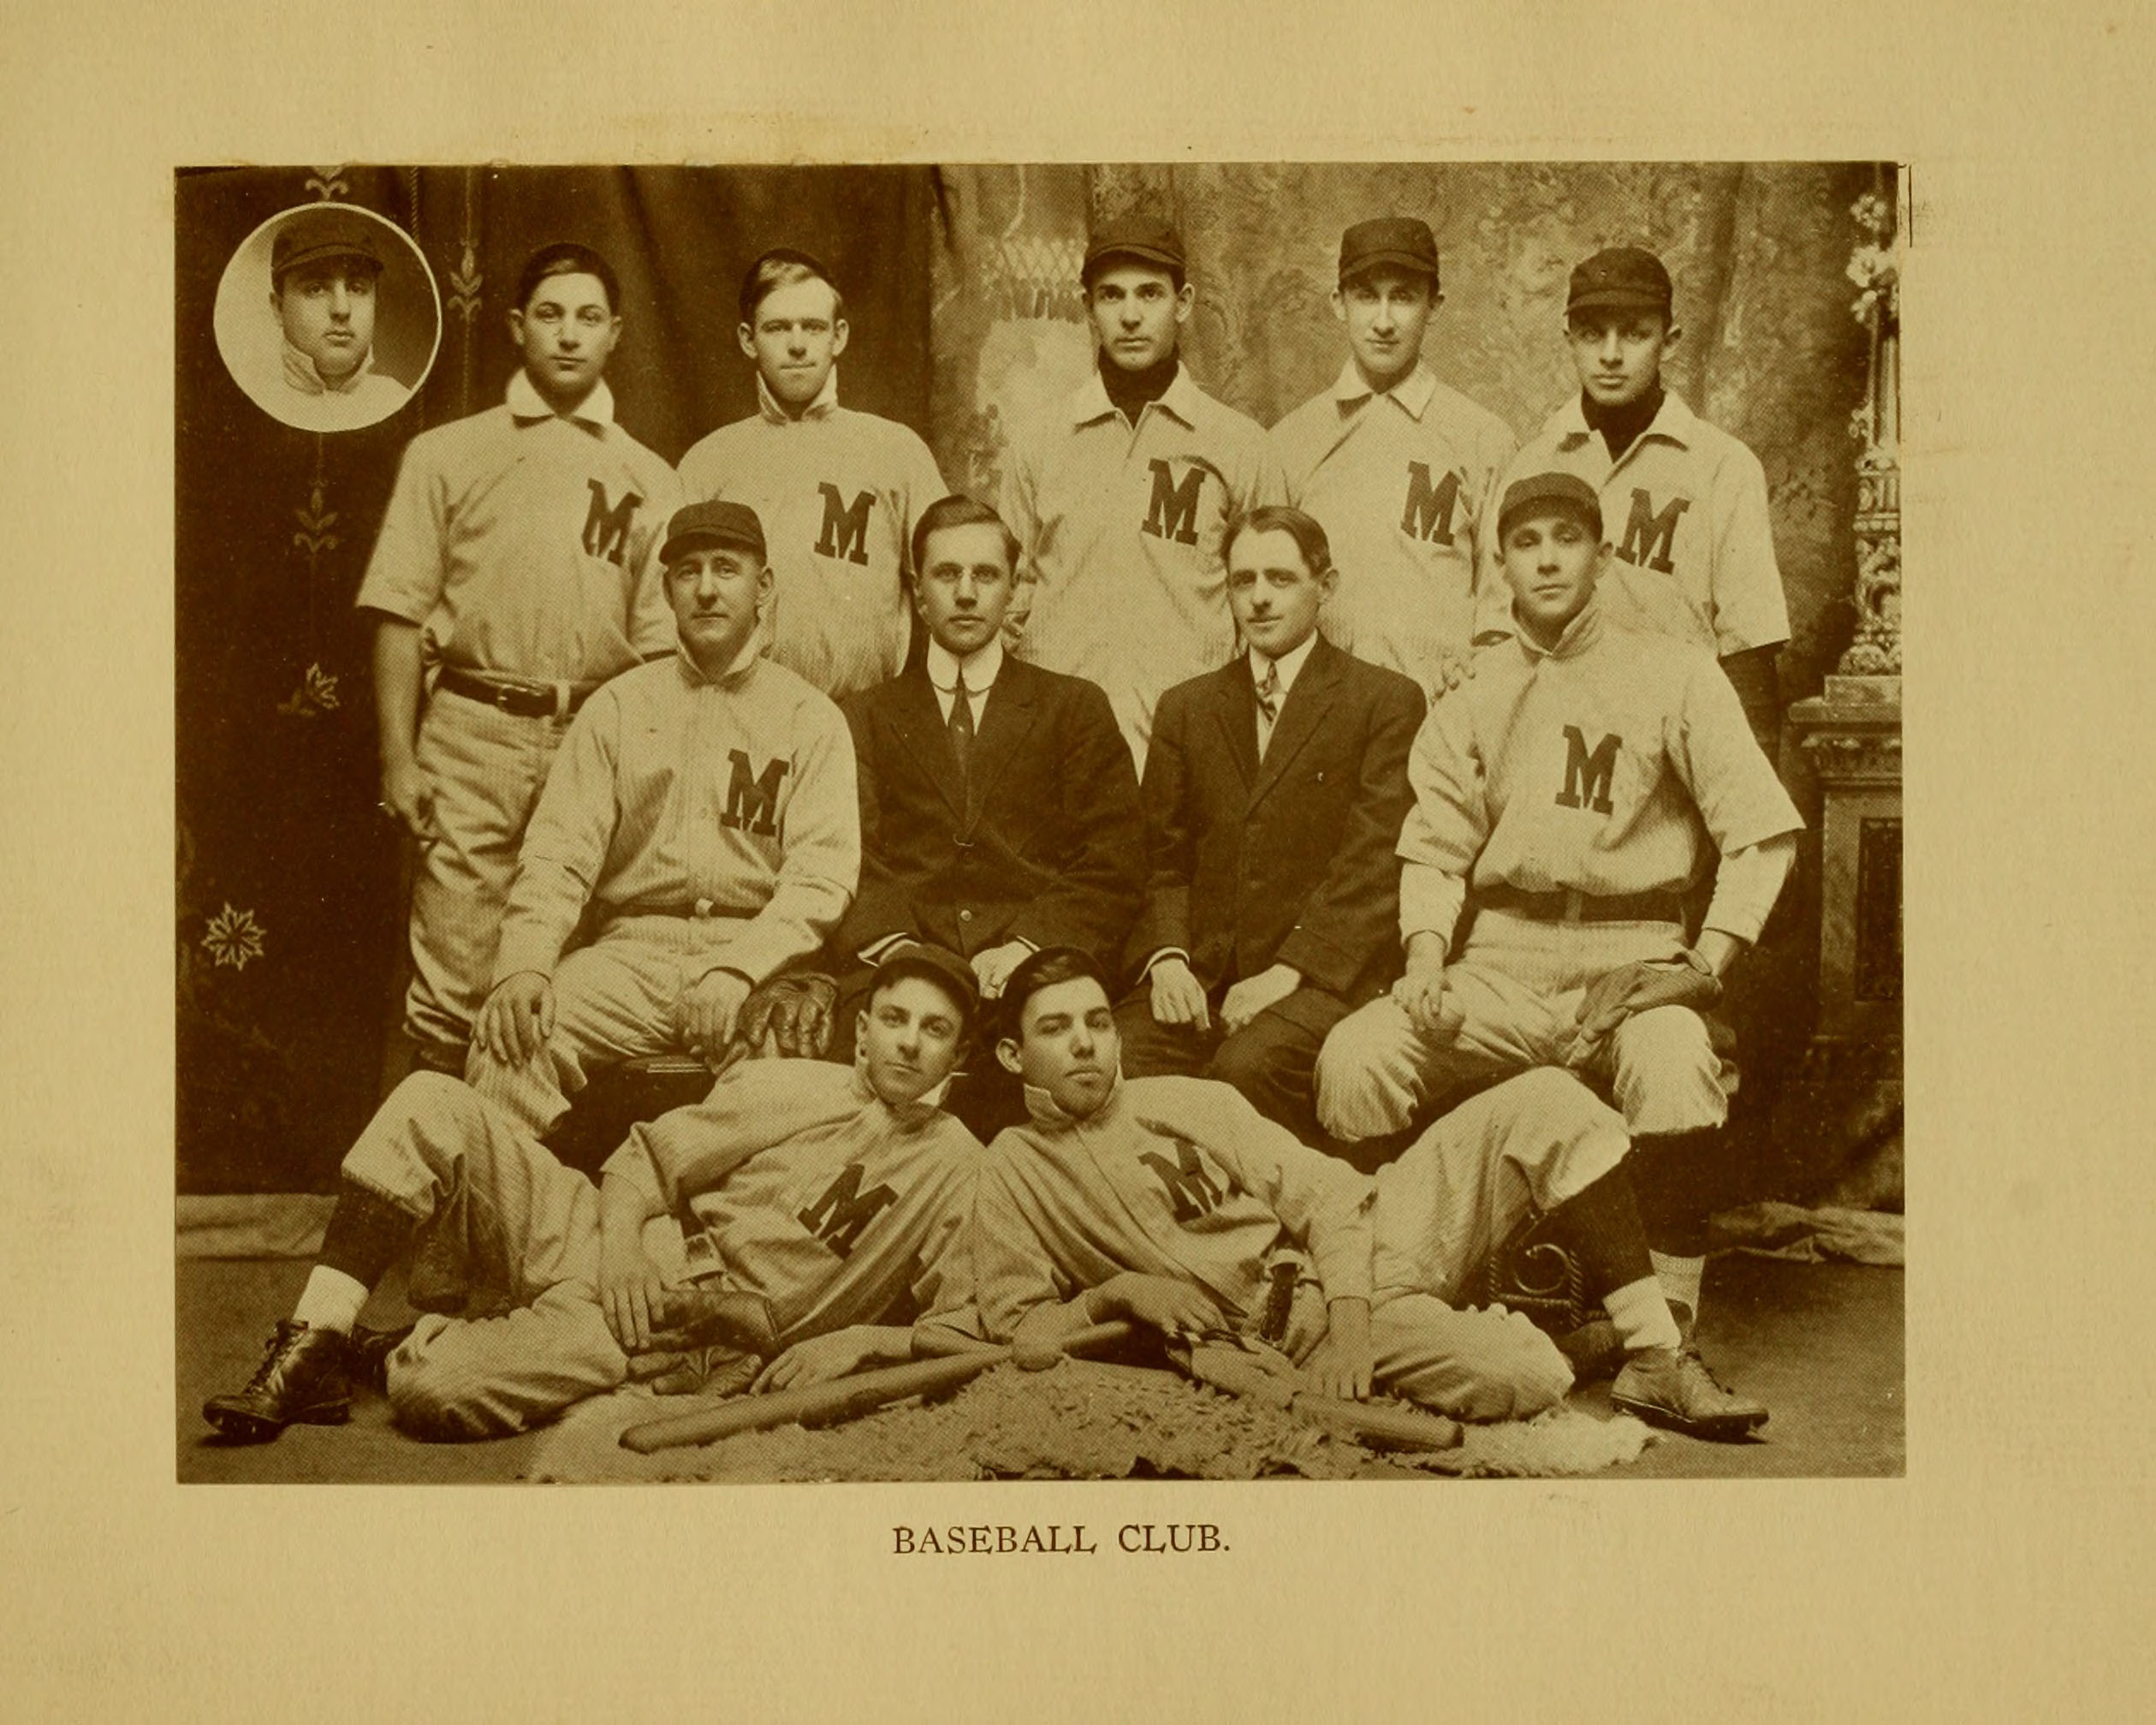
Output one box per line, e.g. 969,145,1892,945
1118,505,1424,1154
201,943,985,1443
359,242,680,1062
1315,473,1801,1424
1488,247,1790,759
675,249,948,702
1270,217,1516,697
1000,217,1284,772
462,499,858,1139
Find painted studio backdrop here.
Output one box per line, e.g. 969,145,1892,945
176,162,1886,1194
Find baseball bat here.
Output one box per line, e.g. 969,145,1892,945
618,1319,1131,1453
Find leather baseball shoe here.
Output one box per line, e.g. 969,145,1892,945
1611,1345,1769,1441
349,1321,419,1395
201,1320,357,1443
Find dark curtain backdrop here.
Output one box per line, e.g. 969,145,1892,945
180,161,1879,1193
176,166,935,1192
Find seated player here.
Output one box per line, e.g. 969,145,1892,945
463,498,859,1139
1316,470,1802,1425
202,943,985,1443
1117,505,1423,1157
833,493,1145,1136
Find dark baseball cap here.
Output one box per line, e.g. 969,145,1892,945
271,208,386,282
1339,217,1440,288
1082,216,1186,283
871,941,981,1029
1566,247,1673,317
1497,471,1604,542
660,500,767,566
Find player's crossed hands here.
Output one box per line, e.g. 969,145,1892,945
478,972,555,1066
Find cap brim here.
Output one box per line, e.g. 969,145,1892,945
1083,245,1183,277
1340,251,1440,282
1499,497,1604,541
276,243,384,276
661,530,763,565
1566,288,1669,314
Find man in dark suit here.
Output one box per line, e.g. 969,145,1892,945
830,494,1146,1134
1120,504,1425,1157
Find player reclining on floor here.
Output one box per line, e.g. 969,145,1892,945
202,943,984,1443
971,947,1754,1433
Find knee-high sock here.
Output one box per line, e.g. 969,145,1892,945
297,1181,419,1330
1547,1167,1682,1353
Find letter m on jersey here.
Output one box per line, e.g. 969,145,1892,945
1142,460,1204,545
721,750,789,836
1556,725,1620,815
583,481,643,566
815,483,875,565
1616,488,1690,574
1400,462,1464,545
1137,1137,1225,1224
796,1163,899,1258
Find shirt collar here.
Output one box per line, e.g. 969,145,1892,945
1249,630,1318,699
1510,592,1607,661
926,635,1004,694
507,368,615,431
282,338,376,398
851,1045,952,1127
1555,386,1695,452
1333,358,1437,420
1021,1067,1124,1129
756,365,840,425
674,622,768,687
1072,362,1200,429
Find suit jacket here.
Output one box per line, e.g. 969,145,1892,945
1129,635,1425,1001
838,656,1145,971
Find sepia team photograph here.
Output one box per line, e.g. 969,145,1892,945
175,160,1905,1488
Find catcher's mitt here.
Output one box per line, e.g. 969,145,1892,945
1565,955,1722,1069
710,971,838,1075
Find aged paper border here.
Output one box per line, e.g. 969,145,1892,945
6,0,2147,1715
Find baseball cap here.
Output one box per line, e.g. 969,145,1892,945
871,941,982,1031
1566,247,1673,317
1339,217,1440,288
1497,471,1604,543
271,208,385,282
1082,216,1186,283
660,500,767,566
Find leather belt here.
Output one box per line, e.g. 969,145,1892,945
437,666,596,720
1476,883,1685,925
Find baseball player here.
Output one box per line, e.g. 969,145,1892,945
1314,471,1802,1430
359,241,680,1061
973,946,1584,1425
999,217,1285,773
1270,217,1516,699
1484,247,1790,759
266,206,411,431
201,942,986,1443
1118,505,1425,1152
675,248,948,702
461,498,859,1139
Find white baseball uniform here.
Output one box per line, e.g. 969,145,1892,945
1316,595,1803,1143
1272,360,1517,696
973,1071,1574,1423
1000,365,1285,772
465,632,859,1136
357,372,681,1045
675,369,947,701
343,1064,978,1439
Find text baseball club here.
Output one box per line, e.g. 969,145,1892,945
889,1524,1227,1555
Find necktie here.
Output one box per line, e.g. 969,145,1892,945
949,665,975,806
1255,657,1280,755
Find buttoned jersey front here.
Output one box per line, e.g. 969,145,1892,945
357,372,680,681
490,641,859,987
1396,601,1803,945
971,1073,1375,1340
1482,390,1788,656
675,370,948,700
1001,366,1284,768
1273,361,1518,690
604,1059,979,1343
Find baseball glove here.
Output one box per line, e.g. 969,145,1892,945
1565,955,1723,1068
710,970,839,1075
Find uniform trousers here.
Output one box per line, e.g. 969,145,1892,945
405,691,573,1047
1316,909,1731,1143
342,1072,698,1440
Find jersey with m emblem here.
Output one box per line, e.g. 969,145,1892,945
721,750,790,837
1141,458,1207,546
1555,724,1621,815
1614,487,1690,574
796,1163,900,1258
1137,1135,1229,1224
1399,461,1465,546
582,479,644,566
814,483,875,565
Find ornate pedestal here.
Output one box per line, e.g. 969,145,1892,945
1791,677,1901,1046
